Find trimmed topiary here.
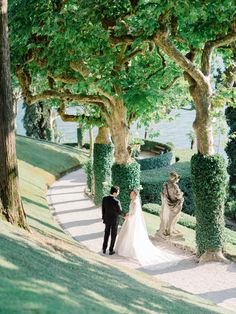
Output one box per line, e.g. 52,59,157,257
137,151,173,171
77,127,84,148
112,161,140,212
93,143,113,205
137,139,173,171
140,162,195,215
225,107,236,202
191,154,227,257
85,158,93,192
142,203,236,247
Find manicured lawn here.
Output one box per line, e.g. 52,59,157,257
0,137,230,313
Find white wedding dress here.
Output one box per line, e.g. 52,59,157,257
115,197,178,267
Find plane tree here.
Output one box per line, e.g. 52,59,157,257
9,0,187,209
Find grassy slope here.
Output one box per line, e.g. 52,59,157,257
0,137,230,314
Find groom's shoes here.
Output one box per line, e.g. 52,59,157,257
102,249,106,254
109,251,115,255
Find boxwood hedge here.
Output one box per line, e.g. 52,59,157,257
140,161,195,215
85,157,93,192
143,203,236,247
191,154,227,256
112,161,140,212
93,143,113,205
137,151,173,171
137,140,173,171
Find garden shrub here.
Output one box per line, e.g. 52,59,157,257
141,162,195,215
225,200,236,220
191,154,227,256
112,161,140,212
85,157,93,192
129,138,144,158
142,203,236,247
93,143,113,205
137,140,173,171
77,127,84,147
137,151,173,171
225,107,236,202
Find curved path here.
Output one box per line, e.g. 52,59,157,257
47,169,236,313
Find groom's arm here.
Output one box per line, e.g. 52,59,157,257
116,199,122,215
102,197,105,222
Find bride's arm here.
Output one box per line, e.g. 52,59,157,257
126,201,137,217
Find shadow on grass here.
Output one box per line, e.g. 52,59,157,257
27,214,64,234
22,196,48,210
0,232,224,314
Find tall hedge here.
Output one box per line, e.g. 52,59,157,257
93,143,113,205
225,107,236,200
140,161,195,215
77,127,84,148
191,154,227,256
85,157,93,192
112,161,140,212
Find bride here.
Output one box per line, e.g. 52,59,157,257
115,190,178,266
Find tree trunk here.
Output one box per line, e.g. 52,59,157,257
0,0,28,229
95,126,111,144
190,83,215,155
189,82,227,263
109,100,131,164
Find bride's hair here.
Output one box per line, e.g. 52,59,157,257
132,189,139,196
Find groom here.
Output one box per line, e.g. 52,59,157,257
102,186,122,255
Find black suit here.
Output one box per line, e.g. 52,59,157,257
102,195,122,253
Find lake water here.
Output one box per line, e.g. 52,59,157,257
16,103,227,155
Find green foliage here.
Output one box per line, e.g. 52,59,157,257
9,0,190,130
143,203,236,247
141,162,195,215
129,137,144,158
93,143,113,205
112,161,140,212
225,200,236,220
85,158,93,192
137,139,173,170
77,127,84,147
191,154,227,256
137,152,173,171
225,107,236,202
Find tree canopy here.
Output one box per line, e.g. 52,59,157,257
9,0,189,126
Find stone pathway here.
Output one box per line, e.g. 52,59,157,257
47,169,236,313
